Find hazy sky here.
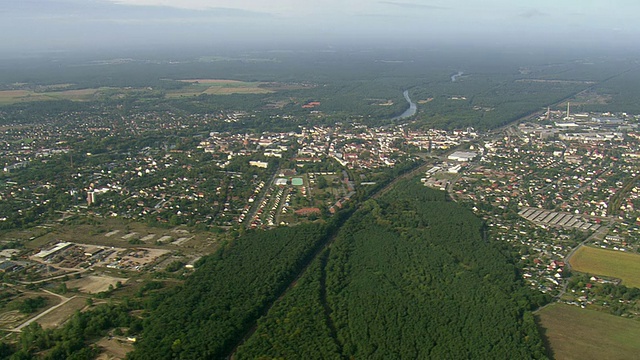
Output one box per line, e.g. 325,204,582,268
2,0,639,54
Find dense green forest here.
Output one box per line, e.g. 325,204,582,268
236,179,548,359
235,254,342,359
127,221,345,359
2,49,636,130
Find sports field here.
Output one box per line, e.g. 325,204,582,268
570,246,640,287
537,303,640,360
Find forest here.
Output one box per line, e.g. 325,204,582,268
125,176,548,359
236,179,548,359
2,48,636,131
126,220,347,359
2,47,637,359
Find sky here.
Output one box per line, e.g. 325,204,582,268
2,0,639,55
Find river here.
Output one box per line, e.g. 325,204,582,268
451,71,464,82
391,90,417,121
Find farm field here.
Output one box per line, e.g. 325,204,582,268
537,303,640,360
570,246,640,288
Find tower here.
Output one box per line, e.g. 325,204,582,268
565,102,571,120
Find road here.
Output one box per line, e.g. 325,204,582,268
18,269,87,285
9,292,77,333
564,224,610,275
244,170,279,229
536,223,610,314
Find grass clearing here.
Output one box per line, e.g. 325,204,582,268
202,86,272,95
570,246,640,287
66,275,128,294
0,79,282,105
0,88,104,104
172,79,273,96
96,336,135,360
36,296,88,329
178,79,246,84
0,90,49,104
537,303,640,360
0,293,60,330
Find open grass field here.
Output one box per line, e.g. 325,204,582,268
0,79,289,105
570,246,640,287
36,296,87,329
537,303,640,360
0,293,61,330
66,275,128,294
0,90,50,104
96,337,135,360
179,79,246,84
0,88,104,104
168,79,272,97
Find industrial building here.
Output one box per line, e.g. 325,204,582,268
447,151,477,162
33,242,73,260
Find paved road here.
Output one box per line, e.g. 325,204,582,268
245,170,278,229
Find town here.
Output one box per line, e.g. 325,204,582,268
1,100,640,349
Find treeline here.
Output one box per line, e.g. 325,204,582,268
236,178,548,359
127,222,340,359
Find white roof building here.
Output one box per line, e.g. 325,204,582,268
448,151,477,162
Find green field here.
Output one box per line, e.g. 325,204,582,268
0,79,273,105
0,88,103,104
570,246,640,288
168,79,273,97
537,303,640,360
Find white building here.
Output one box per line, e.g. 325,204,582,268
447,151,477,162
249,161,269,169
